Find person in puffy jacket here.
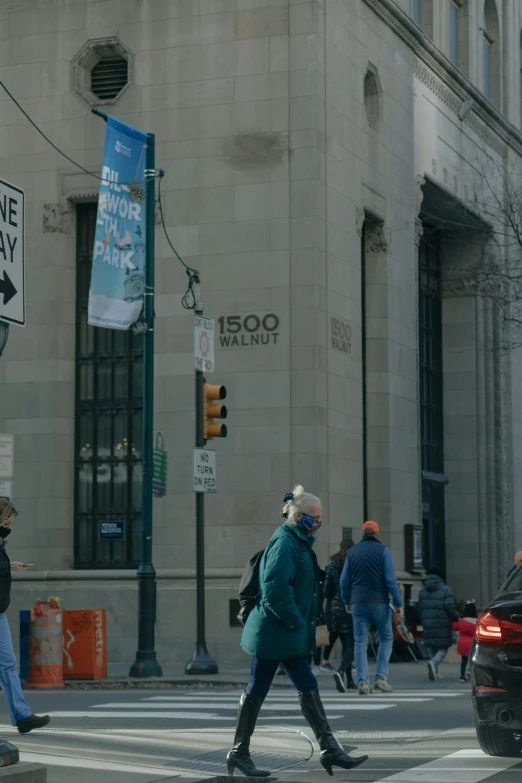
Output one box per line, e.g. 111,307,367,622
418,566,459,681
452,600,478,682
323,540,356,692
0,499,50,733
340,521,403,695
228,485,367,777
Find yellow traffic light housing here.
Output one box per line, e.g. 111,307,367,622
203,383,227,441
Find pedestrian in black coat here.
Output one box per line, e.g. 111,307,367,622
418,566,459,681
323,540,356,692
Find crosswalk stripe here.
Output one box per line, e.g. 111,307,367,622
88,703,394,712
46,711,243,720
374,749,520,782
19,751,181,777
142,688,464,702
143,694,457,701
143,696,430,703
44,710,356,720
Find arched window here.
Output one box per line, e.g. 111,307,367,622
413,0,434,38
447,0,470,75
483,0,500,107
520,33,522,128
449,1,459,65
413,0,422,25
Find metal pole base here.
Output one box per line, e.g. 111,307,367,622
129,652,163,678
185,643,219,675
0,739,19,765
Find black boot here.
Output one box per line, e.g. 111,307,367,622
226,692,271,777
299,690,368,776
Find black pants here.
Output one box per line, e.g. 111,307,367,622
337,632,355,676
460,655,468,678
322,631,354,675
322,632,338,661
246,656,318,699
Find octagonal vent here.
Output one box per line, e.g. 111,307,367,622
91,55,128,100
72,38,133,106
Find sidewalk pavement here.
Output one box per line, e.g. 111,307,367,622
62,658,463,691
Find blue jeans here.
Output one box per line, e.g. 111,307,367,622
0,613,32,725
351,602,393,684
246,656,318,698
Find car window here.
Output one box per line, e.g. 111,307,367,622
502,566,522,593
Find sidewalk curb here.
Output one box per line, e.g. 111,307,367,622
59,679,249,690
0,764,46,782
57,679,288,690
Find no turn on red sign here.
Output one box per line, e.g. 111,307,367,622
193,449,216,493
0,179,24,326
194,315,214,373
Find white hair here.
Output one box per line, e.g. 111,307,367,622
282,485,321,526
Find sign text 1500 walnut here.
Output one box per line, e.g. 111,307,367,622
218,314,280,347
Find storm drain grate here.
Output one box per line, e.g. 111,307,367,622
165,749,304,772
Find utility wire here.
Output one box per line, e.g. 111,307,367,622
157,172,200,310
0,80,158,187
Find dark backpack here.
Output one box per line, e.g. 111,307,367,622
237,549,265,626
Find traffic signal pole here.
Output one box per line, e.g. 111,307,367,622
185,305,219,675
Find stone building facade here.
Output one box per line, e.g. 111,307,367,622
0,0,520,671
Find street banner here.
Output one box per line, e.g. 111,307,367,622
88,116,148,330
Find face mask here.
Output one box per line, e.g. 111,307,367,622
0,528,11,539
298,513,322,534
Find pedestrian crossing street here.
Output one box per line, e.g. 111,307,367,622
46,687,468,721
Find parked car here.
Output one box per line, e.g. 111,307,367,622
471,566,522,756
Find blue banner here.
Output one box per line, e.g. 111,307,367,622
88,116,148,330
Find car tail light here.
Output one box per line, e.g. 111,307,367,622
500,620,522,644
475,611,522,644
475,612,502,642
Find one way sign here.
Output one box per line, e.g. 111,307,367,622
0,179,24,326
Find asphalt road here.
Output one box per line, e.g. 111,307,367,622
0,670,520,782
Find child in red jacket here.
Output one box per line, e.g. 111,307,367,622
452,601,478,682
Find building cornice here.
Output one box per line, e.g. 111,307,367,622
362,0,521,156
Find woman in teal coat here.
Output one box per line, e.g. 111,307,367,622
227,485,368,777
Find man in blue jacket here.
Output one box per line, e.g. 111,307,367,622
340,521,402,695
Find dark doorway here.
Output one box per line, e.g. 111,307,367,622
419,226,446,572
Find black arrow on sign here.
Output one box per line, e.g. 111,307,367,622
0,270,16,306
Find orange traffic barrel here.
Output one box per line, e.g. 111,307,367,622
27,600,64,689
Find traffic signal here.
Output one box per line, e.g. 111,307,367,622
203,383,227,441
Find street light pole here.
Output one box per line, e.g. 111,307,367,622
130,131,162,677
91,110,162,677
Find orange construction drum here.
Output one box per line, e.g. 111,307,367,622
27,600,64,689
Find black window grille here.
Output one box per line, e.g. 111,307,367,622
419,227,443,474
74,203,143,568
91,55,128,101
